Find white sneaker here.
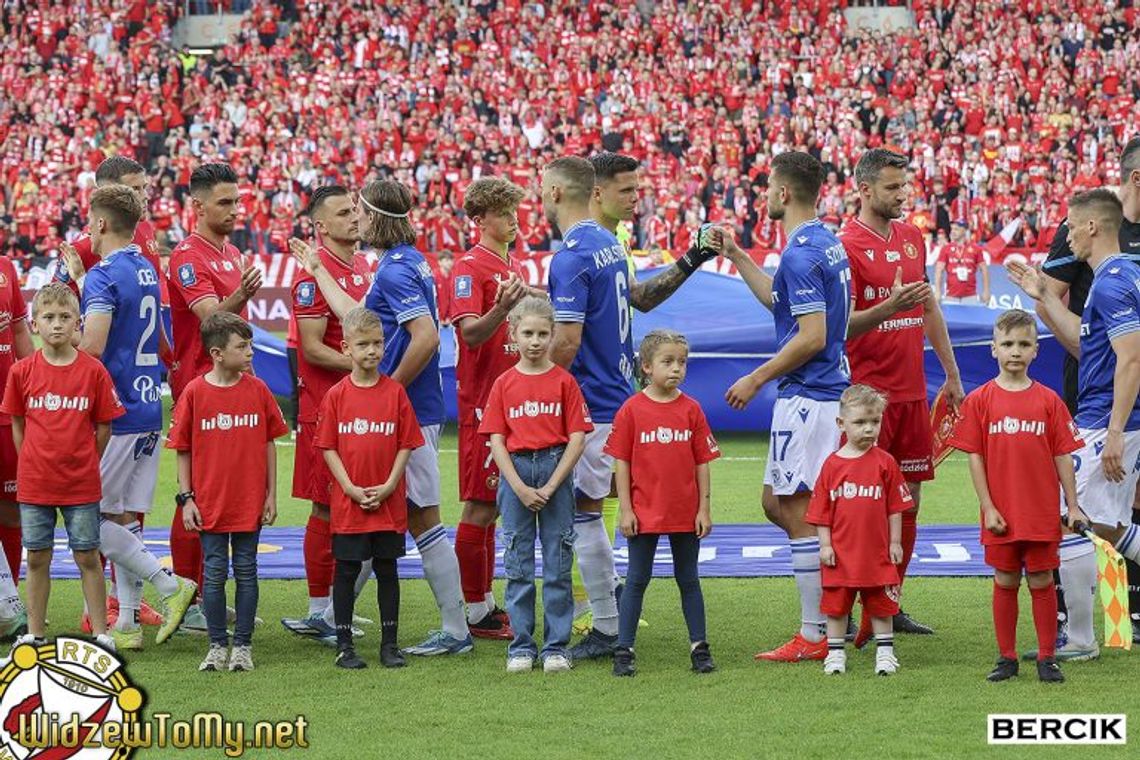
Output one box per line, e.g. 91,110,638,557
875,650,900,676
199,644,228,672
823,650,846,674
543,654,572,673
95,633,116,653
506,655,534,673
228,645,254,672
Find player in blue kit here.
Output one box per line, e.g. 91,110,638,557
541,156,635,660
76,185,197,649
716,151,854,662
1010,188,1140,660
291,180,472,656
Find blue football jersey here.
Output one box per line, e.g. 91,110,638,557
81,245,163,434
548,219,634,422
1076,255,1140,430
364,243,445,426
771,219,851,401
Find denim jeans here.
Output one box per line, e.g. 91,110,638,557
20,503,100,551
499,446,576,660
618,532,706,649
200,530,260,646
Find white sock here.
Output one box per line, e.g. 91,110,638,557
308,596,329,617
1058,536,1097,649
416,525,469,639
100,520,179,599
790,537,825,643
322,560,372,627
467,601,490,624
0,544,23,619
113,521,145,630
1116,524,1140,563
484,590,496,610
573,514,618,636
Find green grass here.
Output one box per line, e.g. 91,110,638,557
32,429,1138,759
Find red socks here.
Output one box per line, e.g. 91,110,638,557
455,522,486,604
992,582,1020,660
1030,583,1058,661
0,525,20,586
899,510,918,580
169,505,203,591
484,524,497,596
303,515,334,599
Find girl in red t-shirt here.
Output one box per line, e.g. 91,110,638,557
605,330,720,677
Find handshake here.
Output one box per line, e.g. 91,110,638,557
676,223,739,276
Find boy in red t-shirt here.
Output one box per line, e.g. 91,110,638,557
315,308,425,670
479,297,591,674
166,313,288,673
606,329,720,677
0,283,123,651
947,309,1087,683
807,384,912,677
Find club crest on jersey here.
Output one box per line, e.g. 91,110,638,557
864,286,875,301
904,242,918,260
707,434,719,453
524,401,539,417
486,474,499,490
296,282,316,307
178,263,196,287
455,275,472,298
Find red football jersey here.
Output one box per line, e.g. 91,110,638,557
806,447,913,587
946,381,1082,545
165,374,289,532
291,247,372,423
0,351,124,505
0,257,27,426
840,219,928,402
70,220,167,303
168,233,246,399
450,244,524,417
478,365,593,453
937,243,985,298
314,375,424,534
604,392,720,534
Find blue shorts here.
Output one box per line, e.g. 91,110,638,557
20,503,101,552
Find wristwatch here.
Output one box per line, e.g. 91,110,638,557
175,490,196,507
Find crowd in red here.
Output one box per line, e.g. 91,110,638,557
0,0,1136,275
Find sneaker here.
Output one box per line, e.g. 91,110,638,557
379,642,406,668
568,629,618,661
754,633,828,662
823,650,846,674
875,650,900,676
986,657,1019,682
1021,643,1100,662
199,644,228,672
227,645,254,672
613,647,636,677
352,613,374,627
282,615,363,648
690,642,715,674
402,630,475,656
80,605,117,635
138,599,166,627
225,606,264,627
892,610,934,635
175,605,209,637
506,655,535,673
1037,657,1064,683
94,633,116,653
335,647,367,670
543,653,572,673
0,611,27,641
157,579,197,644
572,610,593,636
468,611,513,640
110,626,144,651
491,607,511,626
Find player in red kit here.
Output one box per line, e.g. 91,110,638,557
842,148,963,641
934,223,990,305
451,177,530,639
166,163,263,633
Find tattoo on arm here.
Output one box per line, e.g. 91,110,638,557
630,266,687,312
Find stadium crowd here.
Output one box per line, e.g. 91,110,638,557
0,0,1136,275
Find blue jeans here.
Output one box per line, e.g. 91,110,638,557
618,532,706,649
200,530,260,646
20,503,100,551
499,446,576,660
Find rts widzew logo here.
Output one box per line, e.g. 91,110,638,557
0,636,144,759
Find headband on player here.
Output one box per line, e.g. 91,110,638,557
358,193,409,218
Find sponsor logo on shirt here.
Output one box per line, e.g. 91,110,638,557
133,376,161,404
455,275,472,299
831,481,883,500
707,434,719,453
639,426,693,444
886,250,901,263
877,316,924,331
200,412,260,431
508,401,562,419
897,461,926,477
988,416,1046,436
296,282,316,307
1112,308,1134,319
177,263,196,287
338,418,396,435
26,394,89,412
863,249,875,261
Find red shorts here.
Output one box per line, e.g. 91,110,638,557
879,399,934,482
458,423,499,504
0,425,14,499
984,541,1060,573
292,422,332,504
820,585,900,618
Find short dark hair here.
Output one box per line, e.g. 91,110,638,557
770,151,824,205
90,185,144,235
994,309,1037,336
1121,137,1140,176
1068,188,1124,229
306,185,349,217
544,157,595,204
589,152,640,183
95,156,145,186
854,149,909,186
201,311,253,353
189,163,238,197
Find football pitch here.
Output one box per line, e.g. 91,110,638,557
41,431,1135,759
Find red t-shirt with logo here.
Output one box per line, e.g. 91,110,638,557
69,220,167,304
314,374,424,535
0,351,124,505
165,374,289,532
0,257,27,426
450,244,524,419
946,380,1082,545
840,219,928,402
806,447,913,587
478,365,593,452
604,392,720,534
168,233,246,399
291,247,372,423
937,242,986,298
